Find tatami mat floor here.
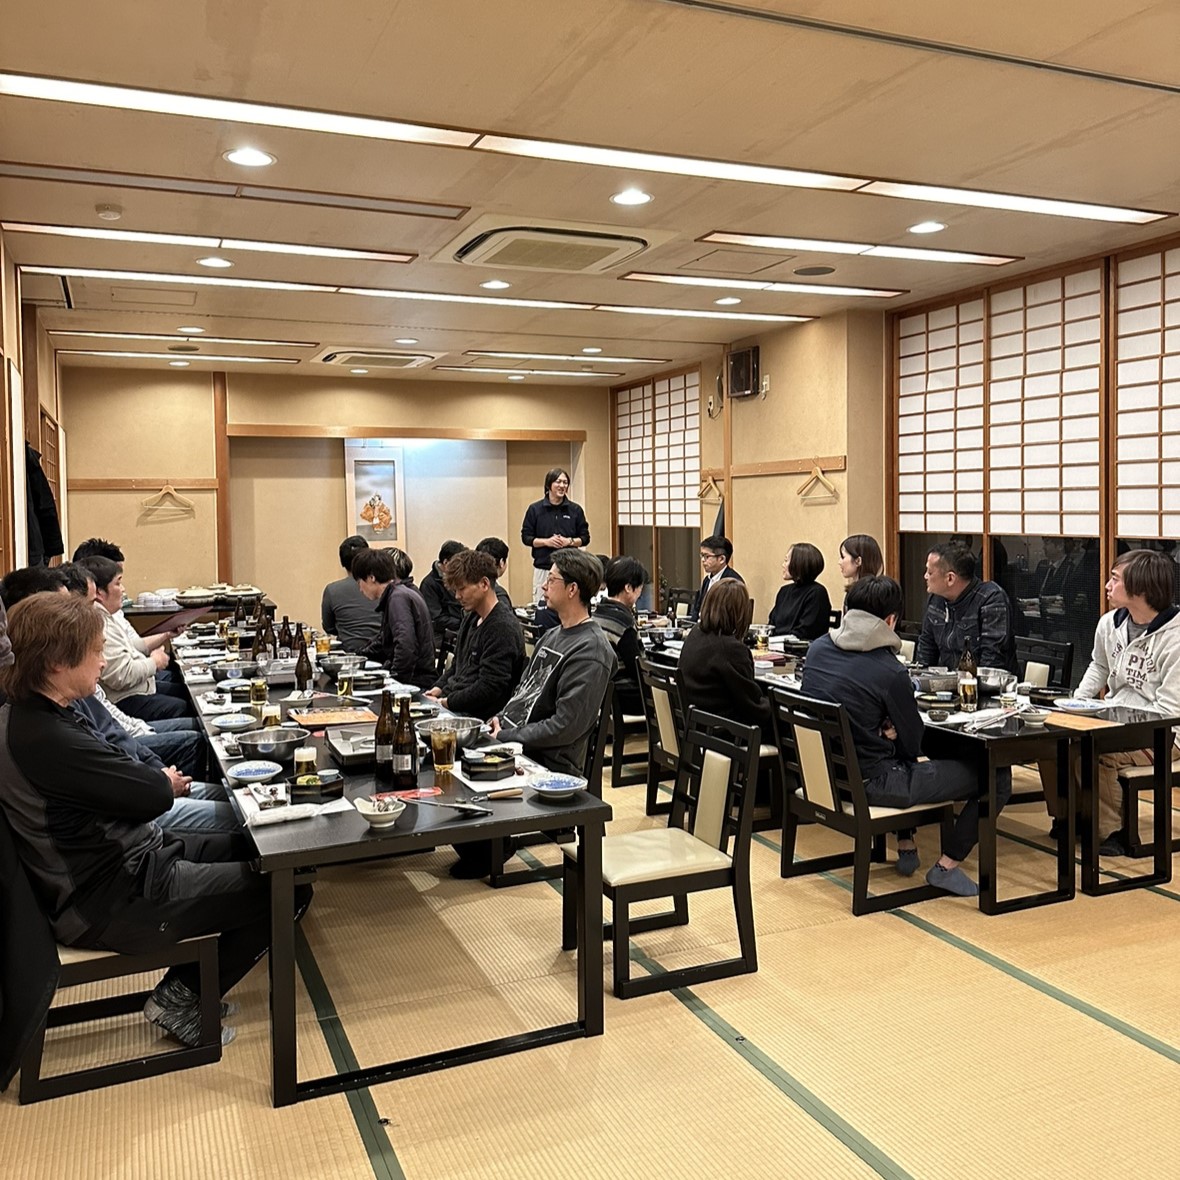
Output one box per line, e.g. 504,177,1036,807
5,766,1180,1179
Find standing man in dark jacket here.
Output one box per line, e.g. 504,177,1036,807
690,535,744,621
425,549,525,719
520,467,590,607
419,540,465,643
803,576,1012,897
915,543,1016,672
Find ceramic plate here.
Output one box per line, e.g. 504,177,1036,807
530,773,587,801
1053,698,1109,712
212,713,258,732
228,759,283,783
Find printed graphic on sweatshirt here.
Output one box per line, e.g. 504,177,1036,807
500,646,565,729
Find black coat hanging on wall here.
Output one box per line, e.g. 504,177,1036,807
25,443,63,567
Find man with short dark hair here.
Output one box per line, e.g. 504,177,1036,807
690,534,743,621
915,543,1016,672
476,536,513,608
424,549,525,719
1068,548,1180,854
72,537,124,564
593,556,647,713
419,540,466,642
321,535,381,653
353,547,436,687
802,575,1012,897
491,550,615,777
520,467,591,605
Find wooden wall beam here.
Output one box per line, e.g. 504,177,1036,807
701,457,846,480
213,373,231,583
67,477,219,491
226,423,587,442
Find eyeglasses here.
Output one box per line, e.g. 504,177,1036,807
700,552,723,562
545,572,568,586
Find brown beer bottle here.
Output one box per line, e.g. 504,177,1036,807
392,693,417,788
957,642,977,680
374,690,396,783
295,635,313,691
278,615,293,659
233,597,246,625
250,625,264,662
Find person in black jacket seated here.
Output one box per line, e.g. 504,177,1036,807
915,543,1017,673
419,539,466,644
476,536,514,608
0,592,312,1047
802,575,1012,897
769,543,832,640
689,535,744,621
677,579,772,743
593,556,646,714
354,547,438,688
424,549,525,719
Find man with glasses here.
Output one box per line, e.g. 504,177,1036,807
520,467,591,606
690,535,744,621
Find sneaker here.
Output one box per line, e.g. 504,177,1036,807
144,978,235,1047
925,863,979,897
895,846,920,877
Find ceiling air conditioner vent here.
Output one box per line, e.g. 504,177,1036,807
319,350,437,370
455,227,648,274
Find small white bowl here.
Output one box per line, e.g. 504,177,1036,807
354,796,407,828
1022,708,1050,729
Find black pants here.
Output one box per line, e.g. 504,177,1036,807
865,759,1012,863
79,831,312,996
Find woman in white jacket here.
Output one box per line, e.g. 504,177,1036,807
1073,548,1180,855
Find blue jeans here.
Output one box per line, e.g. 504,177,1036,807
137,730,206,778
149,716,203,734
157,781,239,834
118,692,190,721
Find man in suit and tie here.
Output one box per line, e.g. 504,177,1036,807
690,535,744,621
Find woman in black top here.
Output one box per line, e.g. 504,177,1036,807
676,579,773,742
768,543,831,640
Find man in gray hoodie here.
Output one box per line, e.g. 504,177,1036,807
802,575,1012,897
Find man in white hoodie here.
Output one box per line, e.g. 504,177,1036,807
1071,548,1180,855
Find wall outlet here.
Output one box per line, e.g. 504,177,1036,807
760,374,771,395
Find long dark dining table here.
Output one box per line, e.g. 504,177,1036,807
179,653,610,1108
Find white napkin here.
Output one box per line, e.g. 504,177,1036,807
236,790,354,827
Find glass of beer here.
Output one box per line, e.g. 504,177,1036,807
430,722,458,773
216,617,229,642
959,675,978,713
261,702,281,728
226,629,241,654
250,677,268,706
315,632,331,656
753,625,770,653
294,747,318,778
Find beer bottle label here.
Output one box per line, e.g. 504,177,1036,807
376,743,393,762
392,754,413,772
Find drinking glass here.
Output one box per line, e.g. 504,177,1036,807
261,703,281,728
294,747,318,778
250,678,268,706
999,674,1018,709
226,630,241,654
753,625,770,653
216,618,229,642
315,633,331,656
430,723,458,773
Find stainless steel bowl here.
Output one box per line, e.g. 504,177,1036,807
234,726,310,761
414,716,484,750
977,666,1009,689
212,660,260,682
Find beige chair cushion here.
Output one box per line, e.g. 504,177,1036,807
793,786,948,821
563,826,731,886
57,944,119,967
758,743,778,759
1024,661,1050,688
1117,760,1180,783
898,639,916,662
621,714,646,725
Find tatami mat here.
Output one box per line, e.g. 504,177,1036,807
4,764,1180,1179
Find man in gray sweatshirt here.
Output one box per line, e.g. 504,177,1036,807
491,549,616,777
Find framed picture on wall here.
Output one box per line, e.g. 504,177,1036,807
344,440,407,550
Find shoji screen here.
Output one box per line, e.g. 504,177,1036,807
615,370,700,528
987,269,1102,535
1114,246,1180,538
896,299,985,533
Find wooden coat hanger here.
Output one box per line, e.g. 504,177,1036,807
796,464,837,500
697,475,724,503
140,482,196,512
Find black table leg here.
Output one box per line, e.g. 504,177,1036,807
977,748,999,913
1055,735,1075,894
577,819,604,1037
1151,725,1172,885
269,868,298,1107
1079,735,1099,894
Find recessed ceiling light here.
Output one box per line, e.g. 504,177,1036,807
168,360,190,367
794,266,836,276
582,347,602,354
350,368,368,374
223,147,275,167
702,231,1020,266
395,337,418,345
611,188,652,206
480,279,511,290
626,271,905,298
197,256,233,268
467,350,670,364
507,374,526,381
908,220,946,234
715,297,742,306
95,203,122,221
177,325,205,334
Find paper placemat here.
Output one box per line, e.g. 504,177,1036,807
1044,711,1119,731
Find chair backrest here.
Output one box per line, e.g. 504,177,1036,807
665,587,695,620
768,686,867,818
896,619,922,640
680,708,761,866
638,657,684,764
522,622,545,660
436,626,459,674
828,609,842,629
898,638,915,662
580,678,614,797
1015,636,1073,688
